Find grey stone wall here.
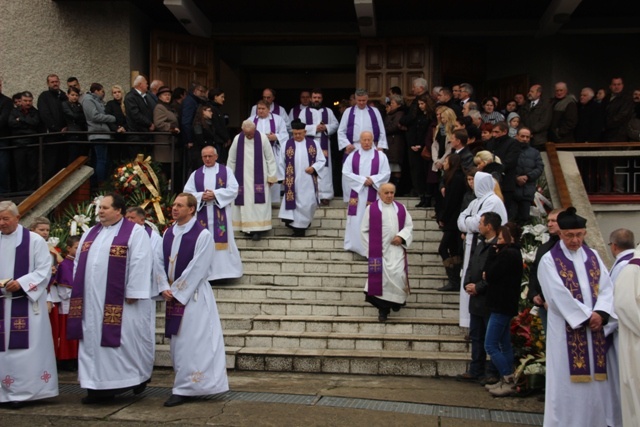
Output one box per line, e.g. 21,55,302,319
0,0,145,96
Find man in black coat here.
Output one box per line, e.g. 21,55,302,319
519,84,552,150
37,74,68,179
548,82,578,143
436,87,462,118
0,78,13,193
456,211,500,384
486,122,520,220
451,129,474,172
124,75,155,157
575,87,605,142
8,92,40,191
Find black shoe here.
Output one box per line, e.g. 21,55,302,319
479,376,500,386
292,228,305,237
164,394,190,407
251,232,261,241
456,372,479,383
8,401,24,409
133,380,149,395
436,283,458,292
81,394,115,404
377,309,389,322
415,201,426,208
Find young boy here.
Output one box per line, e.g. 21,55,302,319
54,235,81,371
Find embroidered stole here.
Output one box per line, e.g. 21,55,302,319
235,132,266,205
162,222,204,337
194,165,229,250
348,150,380,216
367,202,407,296
0,227,31,351
346,106,381,143
67,219,135,347
551,243,608,382
284,137,318,210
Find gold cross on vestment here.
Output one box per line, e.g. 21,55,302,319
370,259,382,272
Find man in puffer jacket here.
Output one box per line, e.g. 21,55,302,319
513,127,544,223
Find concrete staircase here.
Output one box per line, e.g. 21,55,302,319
154,197,470,377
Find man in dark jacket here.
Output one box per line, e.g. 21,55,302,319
124,75,155,157
180,82,207,174
37,74,68,179
8,92,40,191
486,122,520,220
575,87,605,142
519,84,552,149
603,77,634,142
0,78,13,193
513,127,544,223
457,211,500,383
451,129,474,172
436,87,462,118
548,82,577,143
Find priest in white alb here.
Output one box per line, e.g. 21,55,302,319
0,201,57,408
613,241,640,427
157,193,229,407
338,88,388,201
361,183,413,322
69,193,154,404
537,207,616,427
248,100,289,204
342,131,390,257
227,120,278,241
306,89,339,205
250,87,291,132
184,146,242,280
278,119,326,237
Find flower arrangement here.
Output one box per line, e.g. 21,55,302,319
113,162,141,194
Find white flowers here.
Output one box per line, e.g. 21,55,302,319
521,248,538,264
522,224,549,243
71,214,91,236
47,237,60,247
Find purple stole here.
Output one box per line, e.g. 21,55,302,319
319,109,330,164
253,116,276,146
293,105,313,125
67,219,136,347
162,221,205,337
345,106,381,144
194,165,229,250
0,227,31,351
367,202,407,296
235,132,266,205
550,243,608,382
348,150,380,216
144,223,153,237
612,252,633,271
56,256,74,289
284,137,317,210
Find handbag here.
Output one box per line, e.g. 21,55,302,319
421,144,432,160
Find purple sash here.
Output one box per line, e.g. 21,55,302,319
320,109,329,164
551,243,608,382
144,223,153,237
284,137,317,210
345,106,381,144
612,252,634,271
67,219,135,347
253,116,276,144
367,202,407,296
55,256,74,289
162,221,205,337
0,227,31,351
194,166,230,249
348,150,380,216
235,132,266,205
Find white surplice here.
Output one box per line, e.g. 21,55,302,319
278,138,326,229
75,219,154,390
338,106,388,202
613,247,640,427
456,172,507,328
0,225,58,403
250,114,289,204
184,163,243,280
156,217,229,396
227,131,278,233
304,107,339,200
602,248,633,427
342,148,390,257
360,200,413,304
538,241,615,427
250,103,291,133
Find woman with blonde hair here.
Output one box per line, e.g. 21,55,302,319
428,106,456,214
473,150,504,185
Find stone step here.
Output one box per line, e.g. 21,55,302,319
238,247,442,264
155,328,470,353
154,344,469,377
235,236,441,255
238,258,443,276
155,314,465,336
239,226,442,241
264,215,440,232
212,284,458,305
233,271,447,290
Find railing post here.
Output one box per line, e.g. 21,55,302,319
38,135,44,187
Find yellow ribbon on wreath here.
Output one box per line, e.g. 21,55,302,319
133,154,166,224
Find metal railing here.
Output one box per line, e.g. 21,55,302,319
0,130,177,198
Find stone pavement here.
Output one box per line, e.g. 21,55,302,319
0,369,544,426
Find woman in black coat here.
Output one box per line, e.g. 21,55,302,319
207,88,231,164
436,152,467,291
